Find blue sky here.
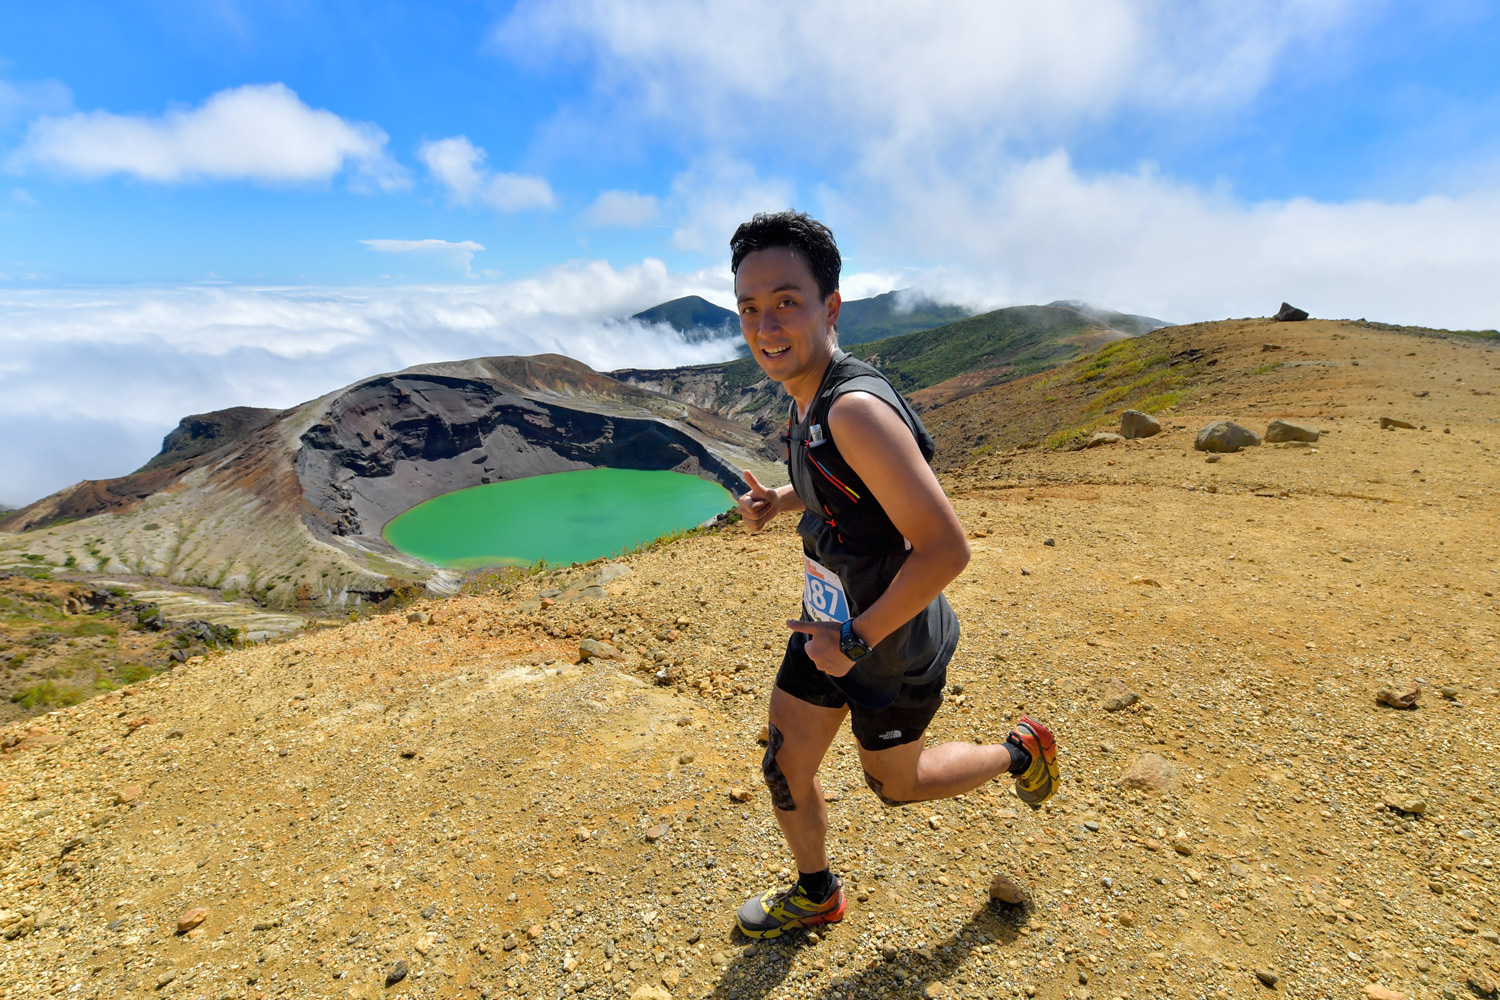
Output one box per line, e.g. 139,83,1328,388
2,0,1499,505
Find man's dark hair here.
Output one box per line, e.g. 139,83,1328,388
730,211,841,301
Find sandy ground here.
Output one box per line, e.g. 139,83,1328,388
0,318,1497,1000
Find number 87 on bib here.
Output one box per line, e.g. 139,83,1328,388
802,556,850,624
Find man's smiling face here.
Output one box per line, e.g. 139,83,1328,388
734,246,841,394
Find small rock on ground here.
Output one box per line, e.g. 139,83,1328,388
1265,419,1319,443
1100,678,1139,712
988,872,1028,905
1118,753,1178,793
1376,680,1420,709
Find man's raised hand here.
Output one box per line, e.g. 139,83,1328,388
738,470,778,533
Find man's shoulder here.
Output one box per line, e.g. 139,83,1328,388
825,389,910,443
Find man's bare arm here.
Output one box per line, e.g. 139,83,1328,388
826,391,969,647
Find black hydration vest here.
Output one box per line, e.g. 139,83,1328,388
786,350,959,708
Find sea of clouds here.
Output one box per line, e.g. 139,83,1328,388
0,261,749,507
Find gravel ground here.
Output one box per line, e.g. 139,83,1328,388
1,318,1497,1000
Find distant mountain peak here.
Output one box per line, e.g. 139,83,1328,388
1045,300,1172,336
631,296,737,344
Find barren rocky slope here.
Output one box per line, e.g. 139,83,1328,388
0,318,1497,1000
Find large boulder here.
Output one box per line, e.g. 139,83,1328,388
1265,419,1320,443
1194,421,1262,453
1273,302,1309,321
1120,410,1162,439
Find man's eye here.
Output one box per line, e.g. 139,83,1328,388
778,298,795,308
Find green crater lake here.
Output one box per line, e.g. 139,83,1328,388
383,468,735,569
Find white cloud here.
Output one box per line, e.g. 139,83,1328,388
0,261,742,505
845,151,1500,329
668,158,796,252
497,1,1498,331
9,83,408,191
497,0,1361,151
583,189,659,227
361,238,486,277
417,135,556,211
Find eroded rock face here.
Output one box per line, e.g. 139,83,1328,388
296,372,749,541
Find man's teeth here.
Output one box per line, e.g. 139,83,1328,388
764,346,789,356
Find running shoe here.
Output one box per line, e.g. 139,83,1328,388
1009,715,1059,808
735,878,846,938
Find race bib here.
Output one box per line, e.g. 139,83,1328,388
802,556,850,623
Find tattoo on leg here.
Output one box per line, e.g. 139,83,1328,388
863,770,908,807
761,724,797,812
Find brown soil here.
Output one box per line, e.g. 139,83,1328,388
0,578,240,724
0,318,1497,1000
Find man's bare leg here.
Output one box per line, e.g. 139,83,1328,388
763,686,848,873
858,735,1013,805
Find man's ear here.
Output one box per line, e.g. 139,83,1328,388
825,290,842,331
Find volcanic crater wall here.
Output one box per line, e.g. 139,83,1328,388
295,373,744,546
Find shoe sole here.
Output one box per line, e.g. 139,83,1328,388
736,894,847,939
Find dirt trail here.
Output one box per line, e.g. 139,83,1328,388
1,319,1497,1000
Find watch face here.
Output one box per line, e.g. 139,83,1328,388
840,620,871,660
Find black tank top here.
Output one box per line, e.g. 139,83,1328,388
786,350,959,708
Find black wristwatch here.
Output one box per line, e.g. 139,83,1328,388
839,619,873,662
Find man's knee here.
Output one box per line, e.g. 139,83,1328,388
863,770,912,807
761,724,798,812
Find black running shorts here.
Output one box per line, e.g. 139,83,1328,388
774,636,945,752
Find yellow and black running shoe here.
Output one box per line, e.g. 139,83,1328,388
735,879,846,939
1010,715,1059,808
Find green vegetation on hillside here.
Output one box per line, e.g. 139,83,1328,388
837,291,972,345
1046,300,1171,337
856,305,1100,392
919,326,1206,467
1041,335,1188,450
625,302,1130,430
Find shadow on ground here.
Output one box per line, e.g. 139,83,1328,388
703,899,1026,1000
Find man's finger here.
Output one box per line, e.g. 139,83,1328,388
785,620,819,634
743,469,772,499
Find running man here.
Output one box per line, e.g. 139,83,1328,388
729,211,1059,939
